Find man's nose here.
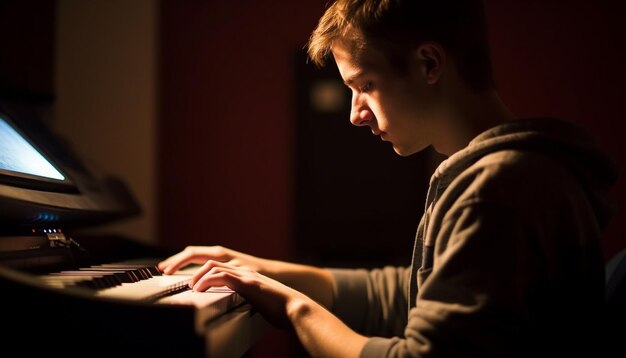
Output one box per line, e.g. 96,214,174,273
350,93,372,126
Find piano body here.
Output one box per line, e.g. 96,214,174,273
0,104,267,356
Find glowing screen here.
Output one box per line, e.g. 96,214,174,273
0,117,65,181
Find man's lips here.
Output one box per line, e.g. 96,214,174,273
372,129,387,140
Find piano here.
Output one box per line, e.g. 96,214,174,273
0,104,268,356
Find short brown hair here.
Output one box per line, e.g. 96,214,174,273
307,0,494,91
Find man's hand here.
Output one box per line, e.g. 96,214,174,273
157,245,262,274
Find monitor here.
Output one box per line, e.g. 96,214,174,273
0,107,140,228
0,115,75,192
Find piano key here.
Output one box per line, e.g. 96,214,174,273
42,274,108,289
80,266,144,283
77,268,136,283
91,264,154,279
37,259,201,301
57,270,123,288
95,274,191,301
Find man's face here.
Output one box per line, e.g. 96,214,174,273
331,40,438,156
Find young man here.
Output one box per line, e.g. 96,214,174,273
158,0,617,356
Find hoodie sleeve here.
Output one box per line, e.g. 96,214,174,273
329,266,411,338
356,201,526,357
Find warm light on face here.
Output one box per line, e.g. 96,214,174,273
0,117,65,181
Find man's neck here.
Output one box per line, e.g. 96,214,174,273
435,90,516,156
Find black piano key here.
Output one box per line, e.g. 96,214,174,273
80,267,136,284
89,265,146,282
95,264,153,280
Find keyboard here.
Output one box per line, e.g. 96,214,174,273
36,258,247,330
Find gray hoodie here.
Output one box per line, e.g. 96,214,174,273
330,117,617,357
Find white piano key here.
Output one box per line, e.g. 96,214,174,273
95,274,191,300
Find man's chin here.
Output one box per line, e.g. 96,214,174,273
392,144,423,157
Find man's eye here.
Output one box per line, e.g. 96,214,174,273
359,82,372,93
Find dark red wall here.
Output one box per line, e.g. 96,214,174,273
159,1,327,261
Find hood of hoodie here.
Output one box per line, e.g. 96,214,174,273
428,117,618,229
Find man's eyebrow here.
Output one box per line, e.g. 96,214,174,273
343,70,365,86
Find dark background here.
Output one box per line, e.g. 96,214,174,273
157,0,626,268
2,1,625,357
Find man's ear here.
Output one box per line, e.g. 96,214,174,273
413,42,446,85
